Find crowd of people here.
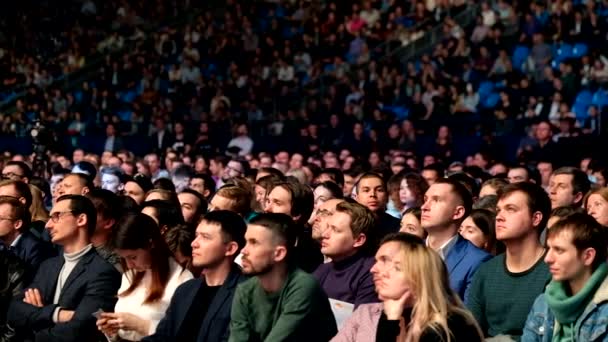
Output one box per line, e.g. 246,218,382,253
1,145,608,341
4,0,608,341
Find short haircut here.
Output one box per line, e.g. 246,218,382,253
0,196,31,231
192,173,216,195
548,213,608,270
179,188,208,216
5,161,32,180
248,213,297,262
335,201,375,238
448,172,480,198
320,168,345,187
550,205,583,220
56,194,97,236
201,210,247,255
354,172,386,193
552,167,591,201
214,185,252,216
86,188,121,222
433,178,473,223
256,174,283,192
0,179,33,209
422,163,445,177
498,182,551,230
66,173,94,191
270,180,313,225
315,181,344,200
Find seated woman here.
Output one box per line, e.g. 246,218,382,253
96,213,193,341
332,233,483,342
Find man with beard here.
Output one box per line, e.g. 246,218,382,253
229,213,337,342
143,210,247,342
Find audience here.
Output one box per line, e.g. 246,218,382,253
333,233,483,341
468,183,552,340
7,195,121,341
229,213,337,341
97,213,193,341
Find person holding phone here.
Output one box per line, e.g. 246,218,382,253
96,213,192,341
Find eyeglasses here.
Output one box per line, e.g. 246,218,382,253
49,211,75,223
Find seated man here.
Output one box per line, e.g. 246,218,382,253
0,248,25,339
143,210,247,342
0,195,56,285
7,195,121,341
229,213,337,342
522,213,608,341
314,202,378,308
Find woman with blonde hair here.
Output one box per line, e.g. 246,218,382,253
332,233,483,342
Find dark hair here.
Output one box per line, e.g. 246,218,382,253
29,177,51,202
355,172,386,193
56,194,97,236
270,180,314,225
153,178,176,192
381,231,426,246
448,172,480,198
201,210,247,256
191,173,216,197
86,188,121,222
481,178,509,193
498,182,552,231
474,195,499,211
433,178,473,223
112,213,173,303
118,195,140,214
179,188,207,216
0,179,33,209
248,213,298,263
335,201,375,240
5,161,32,180
257,167,285,180
66,173,94,191
422,163,445,178
403,172,429,206
548,213,608,270
319,168,344,187
164,225,194,268
315,181,344,200
549,205,583,224
552,167,591,206
0,196,31,231
403,206,421,220
468,209,503,255
142,199,185,230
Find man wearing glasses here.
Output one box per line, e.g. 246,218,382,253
7,195,120,341
1,161,31,183
0,196,55,285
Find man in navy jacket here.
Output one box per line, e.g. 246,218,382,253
421,178,491,303
143,210,247,342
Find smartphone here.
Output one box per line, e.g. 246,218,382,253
92,309,105,319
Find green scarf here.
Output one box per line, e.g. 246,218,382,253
545,263,608,342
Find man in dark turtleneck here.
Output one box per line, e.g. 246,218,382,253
8,195,120,342
314,201,378,307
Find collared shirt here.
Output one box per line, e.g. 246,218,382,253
10,233,23,248
428,235,459,260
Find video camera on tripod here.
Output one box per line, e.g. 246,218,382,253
30,120,51,178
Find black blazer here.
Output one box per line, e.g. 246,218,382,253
12,231,57,285
142,264,247,342
7,248,121,342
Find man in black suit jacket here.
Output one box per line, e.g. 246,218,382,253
0,196,56,285
150,117,174,154
7,195,121,342
143,210,247,342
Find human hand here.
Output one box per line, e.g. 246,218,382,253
383,290,412,320
23,288,44,307
96,316,119,337
58,309,75,322
100,312,149,335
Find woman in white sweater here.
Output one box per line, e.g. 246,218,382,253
96,213,193,341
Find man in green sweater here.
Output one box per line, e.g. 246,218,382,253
229,213,337,342
467,183,551,341
521,213,608,341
